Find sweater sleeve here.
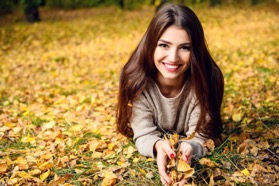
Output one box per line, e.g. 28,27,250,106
182,100,208,159
130,97,161,158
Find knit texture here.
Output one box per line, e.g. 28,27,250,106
131,78,207,159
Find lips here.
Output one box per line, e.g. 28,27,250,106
163,63,180,72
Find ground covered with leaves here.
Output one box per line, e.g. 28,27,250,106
0,4,278,186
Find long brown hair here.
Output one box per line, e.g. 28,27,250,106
116,3,224,141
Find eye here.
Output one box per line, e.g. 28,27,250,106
181,45,190,51
158,43,168,48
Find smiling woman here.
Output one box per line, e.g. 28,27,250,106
154,25,191,97
116,3,224,185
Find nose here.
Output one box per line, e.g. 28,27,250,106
168,48,179,62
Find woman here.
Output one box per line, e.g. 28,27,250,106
116,3,224,185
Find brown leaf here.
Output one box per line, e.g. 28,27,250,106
101,171,117,186
199,158,219,167
204,139,215,152
0,160,8,174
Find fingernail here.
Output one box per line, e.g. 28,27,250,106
170,153,175,159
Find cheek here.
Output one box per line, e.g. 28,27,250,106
182,52,191,63
153,48,164,61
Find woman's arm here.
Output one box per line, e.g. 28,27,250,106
180,100,207,160
131,97,162,158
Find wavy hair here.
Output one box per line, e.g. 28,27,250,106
116,3,224,142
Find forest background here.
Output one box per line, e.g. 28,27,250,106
0,0,279,185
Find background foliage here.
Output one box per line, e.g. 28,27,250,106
0,1,279,186
1,0,279,15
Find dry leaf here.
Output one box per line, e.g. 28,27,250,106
232,113,242,122
199,158,219,167
40,169,50,181
204,139,215,152
241,168,250,176
0,160,8,174
101,171,117,186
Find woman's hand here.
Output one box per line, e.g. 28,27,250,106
179,142,193,164
173,142,193,186
155,140,175,185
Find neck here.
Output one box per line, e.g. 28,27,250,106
155,74,185,98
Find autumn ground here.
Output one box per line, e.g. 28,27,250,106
0,3,278,186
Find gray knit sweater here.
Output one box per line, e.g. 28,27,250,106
131,78,207,159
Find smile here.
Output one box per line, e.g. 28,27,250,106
163,63,181,71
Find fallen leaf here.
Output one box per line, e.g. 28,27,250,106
101,171,117,186
232,113,242,122
40,169,50,181
241,168,250,176
199,158,219,167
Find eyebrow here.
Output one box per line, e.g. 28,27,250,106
158,39,191,45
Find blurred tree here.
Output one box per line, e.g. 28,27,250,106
251,0,264,5
210,0,221,6
156,0,168,11
0,1,15,15
22,0,45,22
119,0,124,9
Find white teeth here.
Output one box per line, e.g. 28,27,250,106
165,64,179,69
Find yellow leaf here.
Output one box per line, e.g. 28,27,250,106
89,139,106,152
107,142,117,150
14,157,29,170
0,161,8,174
177,160,195,178
50,177,66,185
232,113,242,122
132,158,139,163
130,169,136,177
38,161,54,171
21,136,35,143
69,124,83,132
41,153,53,160
29,169,41,176
101,171,117,186
209,173,214,186
4,122,16,128
125,146,137,154
139,168,147,175
92,152,102,159
199,158,219,167
186,131,196,140
17,171,33,178
94,174,99,180
241,168,250,176
40,169,50,181
146,158,154,162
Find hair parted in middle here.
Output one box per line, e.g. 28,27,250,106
116,3,224,142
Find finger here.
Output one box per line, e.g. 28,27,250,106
180,142,193,163
178,178,189,186
162,144,176,160
182,152,191,164
158,167,171,185
157,152,171,184
182,151,190,162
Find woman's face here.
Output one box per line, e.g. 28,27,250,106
153,25,191,84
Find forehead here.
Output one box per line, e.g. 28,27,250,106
159,25,190,43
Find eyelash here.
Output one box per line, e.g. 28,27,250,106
158,43,168,48
181,46,190,51
158,43,190,51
